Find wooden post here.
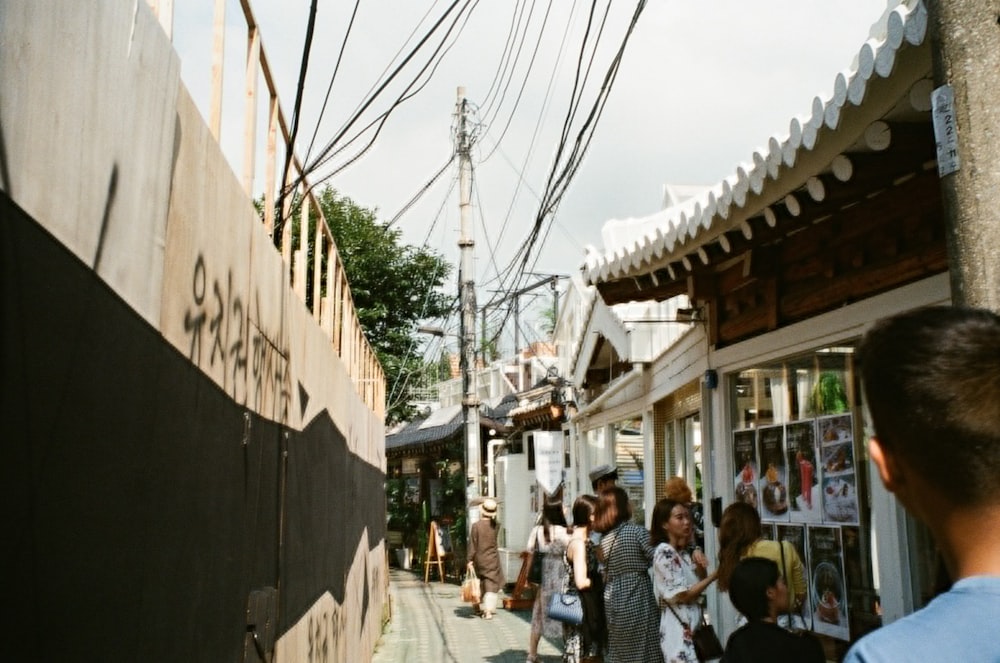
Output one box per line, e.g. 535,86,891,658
424,521,446,583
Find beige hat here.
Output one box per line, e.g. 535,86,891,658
481,498,498,518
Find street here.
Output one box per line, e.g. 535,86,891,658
373,569,564,663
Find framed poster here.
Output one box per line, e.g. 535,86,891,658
786,420,821,523
758,424,790,521
777,524,812,629
732,429,759,510
807,526,850,641
818,414,860,524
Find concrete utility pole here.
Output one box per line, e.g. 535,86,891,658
456,87,482,528
926,1,1000,311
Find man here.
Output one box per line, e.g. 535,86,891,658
588,463,618,493
844,306,1000,662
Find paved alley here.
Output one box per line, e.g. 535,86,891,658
372,569,564,663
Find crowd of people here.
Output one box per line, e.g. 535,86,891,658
463,306,1000,663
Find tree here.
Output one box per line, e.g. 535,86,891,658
312,187,454,423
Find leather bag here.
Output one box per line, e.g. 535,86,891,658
546,591,584,624
691,619,724,662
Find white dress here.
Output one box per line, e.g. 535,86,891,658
652,542,700,663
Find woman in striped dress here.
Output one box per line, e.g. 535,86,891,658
595,487,663,663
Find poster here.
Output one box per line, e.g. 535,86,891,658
758,425,789,521
732,429,759,510
777,524,812,628
818,414,860,524
807,526,850,640
533,431,564,495
404,477,421,506
760,522,776,541
786,420,821,523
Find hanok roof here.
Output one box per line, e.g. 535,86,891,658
582,0,933,307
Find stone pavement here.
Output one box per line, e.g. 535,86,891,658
372,568,564,663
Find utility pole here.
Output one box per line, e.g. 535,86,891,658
926,1,1000,311
456,87,482,528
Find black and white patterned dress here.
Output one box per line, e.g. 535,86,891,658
561,538,606,662
600,521,664,663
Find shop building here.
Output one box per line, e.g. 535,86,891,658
564,1,961,657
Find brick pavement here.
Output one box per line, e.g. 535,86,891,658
372,568,564,663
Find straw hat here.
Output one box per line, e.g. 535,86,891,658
481,498,498,518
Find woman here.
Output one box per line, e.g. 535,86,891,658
717,502,807,629
663,477,707,564
526,497,570,662
562,495,607,663
467,498,504,620
721,557,824,662
594,487,663,663
650,497,718,663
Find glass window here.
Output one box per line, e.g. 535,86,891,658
728,345,881,658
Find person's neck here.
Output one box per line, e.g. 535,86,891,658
934,504,1000,579
668,535,686,550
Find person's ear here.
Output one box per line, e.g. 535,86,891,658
869,436,903,493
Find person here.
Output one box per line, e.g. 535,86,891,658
467,498,504,620
663,476,708,566
843,306,1000,663
562,494,607,663
589,463,618,493
526,496,570,663
594,486,663,663
717,502,807,629
650,497,717,663
721,557,824,663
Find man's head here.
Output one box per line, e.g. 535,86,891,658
857,306,1000,508
729,557,787,621
589,463,618,492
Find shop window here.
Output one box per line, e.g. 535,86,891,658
727,345,881,658
613,418,645,524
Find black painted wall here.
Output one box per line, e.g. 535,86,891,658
2,192,385,661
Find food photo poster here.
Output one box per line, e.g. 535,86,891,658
818,413,860,524
733,429,759,509
786,420,822,523
808,526,850,641
758,424,790,522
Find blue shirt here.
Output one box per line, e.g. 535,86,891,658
843,576,1000,662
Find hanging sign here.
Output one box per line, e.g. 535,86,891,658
533,431,564,495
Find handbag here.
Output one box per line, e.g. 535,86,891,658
666,603,724,662
547,591,584,624
461,567,481,603
527,529,544,585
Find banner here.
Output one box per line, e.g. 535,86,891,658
533,431,564,495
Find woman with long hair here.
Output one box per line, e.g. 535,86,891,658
721,557,824,662
717,502,807,629
526,495,570,663
562,494,607,663
650,497,717,662
594,487,663,663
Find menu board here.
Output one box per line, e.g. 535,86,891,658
807,526,850,641
758,425,789,521
733,429,759,509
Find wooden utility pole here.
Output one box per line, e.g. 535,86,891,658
456,87,482,527
926,1,1000,311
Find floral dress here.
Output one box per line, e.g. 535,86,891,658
600,522,663,663
652,543,700,663
562,538,606,662
530,525,570,640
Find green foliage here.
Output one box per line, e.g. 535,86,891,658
312,187,454,423
809,371,849,415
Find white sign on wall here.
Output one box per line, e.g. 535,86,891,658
533,431,564,495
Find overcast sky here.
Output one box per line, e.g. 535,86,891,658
171,0,889,345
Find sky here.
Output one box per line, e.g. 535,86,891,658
170,0,890,349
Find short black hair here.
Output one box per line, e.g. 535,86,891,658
857,306,1000,505
729,557,780,621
